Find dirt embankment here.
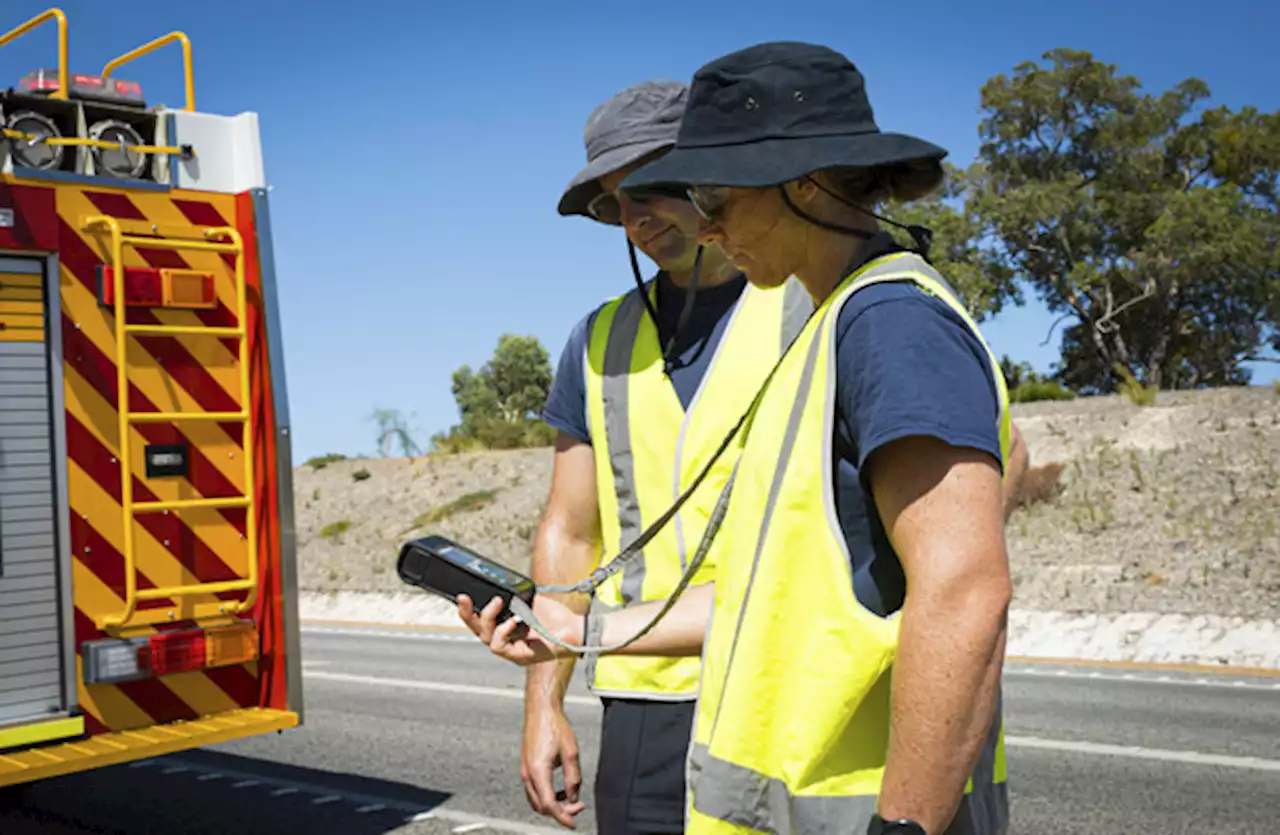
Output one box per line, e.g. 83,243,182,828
295,386,1280,622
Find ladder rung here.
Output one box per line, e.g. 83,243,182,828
125,325,245,337
130,411,247,424
136,579,255,601
133,496,250,512
119,234,240,254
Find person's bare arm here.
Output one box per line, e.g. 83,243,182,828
461,579,715,663
522,431,602,828
1002,420,1029,522
865,434,1012,834
595,580,714,656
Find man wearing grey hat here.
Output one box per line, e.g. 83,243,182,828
521,80,809,833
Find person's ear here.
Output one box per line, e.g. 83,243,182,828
787,177,823,208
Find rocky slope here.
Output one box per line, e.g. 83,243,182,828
295,386,1280,621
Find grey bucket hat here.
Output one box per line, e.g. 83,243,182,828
557,79,688,219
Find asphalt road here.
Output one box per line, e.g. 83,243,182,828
2,623,1278,834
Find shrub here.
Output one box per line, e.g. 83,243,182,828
352,468,371,482
1016,462,1066,507
320,520,351,540
304,452,347,470
400,489,499,534
1010,380,1076,403
1114,364,1158,406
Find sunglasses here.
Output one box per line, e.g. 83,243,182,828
586,184,729,225
687,186,730,222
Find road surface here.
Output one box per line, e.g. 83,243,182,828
2,623,1278,833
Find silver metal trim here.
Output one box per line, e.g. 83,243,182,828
10,166,171,192
167,113,180,188
44,251,78,718
249,187,303,723
0,257,42,274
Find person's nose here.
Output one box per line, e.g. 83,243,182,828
696,215,724,246
618,195,652,227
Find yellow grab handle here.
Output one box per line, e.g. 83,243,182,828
102,30,195,112
0,8,68,100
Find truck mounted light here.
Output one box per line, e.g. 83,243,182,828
82,622,259,685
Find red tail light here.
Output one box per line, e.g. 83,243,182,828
149,630,208,675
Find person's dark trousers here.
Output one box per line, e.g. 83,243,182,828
594,697,695,834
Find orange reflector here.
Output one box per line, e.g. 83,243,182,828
161,269,217,309
205,622,259,668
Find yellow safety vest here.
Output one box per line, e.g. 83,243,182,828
582,275,811,700
687,252,1011,833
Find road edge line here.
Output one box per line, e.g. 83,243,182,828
299,619,1280,675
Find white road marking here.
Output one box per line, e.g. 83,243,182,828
1005,736,1280,772
304,625,473,643
1003,667,1280,692
453,824,488,833
305,670,599,707
305,670,1280,773
302,624,1280,688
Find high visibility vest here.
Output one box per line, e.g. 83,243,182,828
582,275,812,700
687,252,1012,833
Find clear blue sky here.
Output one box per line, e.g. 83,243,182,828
4,0,1276,462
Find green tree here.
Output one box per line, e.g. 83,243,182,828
968,47,1280,393
883,162,1019,321
435,334,557,451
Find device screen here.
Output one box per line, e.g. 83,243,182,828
437,543,529,589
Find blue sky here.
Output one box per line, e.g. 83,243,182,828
4,0,1276,462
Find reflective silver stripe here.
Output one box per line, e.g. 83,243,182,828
693,742,1007,835
780,276,812,350
690,743,877,833
600,290,648,606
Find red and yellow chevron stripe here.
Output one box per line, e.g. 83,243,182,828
26,182,291,735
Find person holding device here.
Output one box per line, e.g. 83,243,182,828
459,41,1025,835
522,79,811,834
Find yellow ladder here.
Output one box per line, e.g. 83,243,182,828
82,215,258,630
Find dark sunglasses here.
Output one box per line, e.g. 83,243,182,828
586,184,694,225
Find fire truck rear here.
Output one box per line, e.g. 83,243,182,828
0,8,302,787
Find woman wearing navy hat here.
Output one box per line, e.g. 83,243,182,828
460,41,1023,835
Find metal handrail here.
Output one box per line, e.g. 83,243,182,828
0,8,68,100
101,30,195,112
82,214,258,629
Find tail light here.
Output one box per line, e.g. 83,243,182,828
83,622,259,685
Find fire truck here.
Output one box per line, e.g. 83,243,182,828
0,8,302,787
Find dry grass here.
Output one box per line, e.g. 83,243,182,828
295,386,1280,619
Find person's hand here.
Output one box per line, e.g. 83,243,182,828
457,594,583,666
522,703,585,828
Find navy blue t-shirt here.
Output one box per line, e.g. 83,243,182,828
543,271,750,440
543,240,1002,619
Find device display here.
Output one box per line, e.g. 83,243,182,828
396,534,535,623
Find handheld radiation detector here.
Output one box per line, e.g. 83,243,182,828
396,534,535,623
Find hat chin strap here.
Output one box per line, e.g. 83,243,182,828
777,182,934,261
626,238,703,376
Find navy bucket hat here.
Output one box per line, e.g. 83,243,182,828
620,42,948,194
557,79,688,219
